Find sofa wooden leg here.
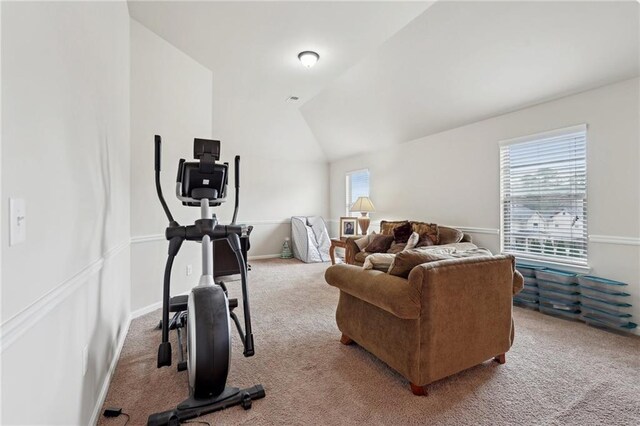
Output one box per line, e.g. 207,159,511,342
494,353,506,364
340,334,354,345
410,383,428,396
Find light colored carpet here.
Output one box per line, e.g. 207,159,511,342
99,259,640,425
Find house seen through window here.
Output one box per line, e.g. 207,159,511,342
345,169,370,216
500,125,587,266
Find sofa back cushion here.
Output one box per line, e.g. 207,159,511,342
438,226,464,245
380,220,409,235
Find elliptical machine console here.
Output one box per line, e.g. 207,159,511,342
149,135,264,425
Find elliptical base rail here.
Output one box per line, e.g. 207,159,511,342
147,385,266,426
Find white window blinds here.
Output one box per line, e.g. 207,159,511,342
346,169,370,216
500,125,587,266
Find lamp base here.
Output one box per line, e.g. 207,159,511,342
357,215,370,235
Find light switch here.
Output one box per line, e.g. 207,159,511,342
10,198,26,246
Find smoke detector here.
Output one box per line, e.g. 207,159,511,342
286,96,300,103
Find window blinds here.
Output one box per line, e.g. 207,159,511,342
346,169,370,215
500,125,587,265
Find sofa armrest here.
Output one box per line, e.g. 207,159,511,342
461,233,473,243
325,264,421,319
344,237,360,265
408,255,517,384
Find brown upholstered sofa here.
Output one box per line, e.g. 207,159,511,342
345,220,474,266
325,255,524,395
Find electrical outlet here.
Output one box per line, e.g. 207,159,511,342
186,264,193,276
9,198,26,246
82,345,89,376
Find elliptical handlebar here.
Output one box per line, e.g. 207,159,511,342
155,135,176,224
231,155,240,225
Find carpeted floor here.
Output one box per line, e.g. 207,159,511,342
99,259,640,425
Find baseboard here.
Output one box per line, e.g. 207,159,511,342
248,254,281,260
89,313,132,426
131,301,163,319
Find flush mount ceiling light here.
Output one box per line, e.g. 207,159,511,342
298,51,320,68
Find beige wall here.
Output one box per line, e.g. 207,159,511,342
1,2,131,423
329,78,640,332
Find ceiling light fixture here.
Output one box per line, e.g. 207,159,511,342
298,51,319,68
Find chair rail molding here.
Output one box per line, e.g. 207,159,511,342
131,219,292,245
588,235,640,246
0,240,130,353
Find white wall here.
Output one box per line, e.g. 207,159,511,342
211,96,329,256
1,2,131,424
129,19,330,312
329,78,640,330
130,19,215,313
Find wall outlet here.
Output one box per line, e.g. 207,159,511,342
9,198,26,246
186,264,193,276
82,345,89,376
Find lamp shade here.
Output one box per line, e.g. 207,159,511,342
350,196,375,213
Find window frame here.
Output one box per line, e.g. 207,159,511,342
345,168,370,217
499,124,588,268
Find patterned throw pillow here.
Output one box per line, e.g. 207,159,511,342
365,234,394,253
380,220,409,236
393,222,413,243
412,222,439,246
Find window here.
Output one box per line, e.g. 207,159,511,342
346,169,370,216
500,125,587,266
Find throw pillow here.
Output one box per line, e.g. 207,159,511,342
405,232,420,250
362,253,396,271
365,234,394,253
411,221,440,246
387,249,455,278
354,232,376,252
380,220,409,236
438,226,464,245
393,222,413,243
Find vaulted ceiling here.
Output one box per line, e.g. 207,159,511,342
129,1,640,162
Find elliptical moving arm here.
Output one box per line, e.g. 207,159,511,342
155,135,176,225
231,155,240,225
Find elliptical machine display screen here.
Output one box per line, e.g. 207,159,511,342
180,162,227,206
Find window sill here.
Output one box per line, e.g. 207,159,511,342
505,253,591,274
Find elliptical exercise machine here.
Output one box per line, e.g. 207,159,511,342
148,135,265,426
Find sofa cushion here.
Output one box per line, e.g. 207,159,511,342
380,220,409,235
387,243,406,254
392,222,413,243
438,226,464,245
324,264,421,319
365,234,394,253
388,248,456,278
354,251,369,263
363,253,396,271
354,233,376,252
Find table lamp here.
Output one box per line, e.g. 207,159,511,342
350,196,376,235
